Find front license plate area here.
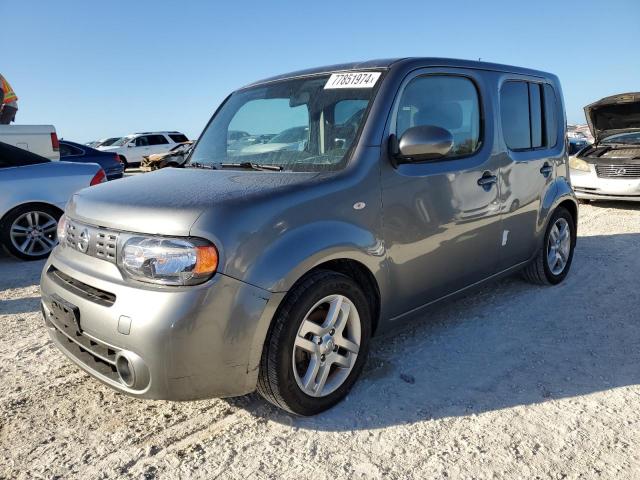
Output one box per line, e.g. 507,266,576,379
49,294,81,333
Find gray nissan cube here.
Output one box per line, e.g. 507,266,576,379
40,58,577,415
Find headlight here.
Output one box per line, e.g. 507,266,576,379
119,236,218,286
56,214,67,244
569,157,590,172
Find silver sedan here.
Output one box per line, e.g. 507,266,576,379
0,142,104,260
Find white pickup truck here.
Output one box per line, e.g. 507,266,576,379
0,125,60,160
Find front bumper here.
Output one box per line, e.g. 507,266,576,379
40,245,282,400
570,166,640,201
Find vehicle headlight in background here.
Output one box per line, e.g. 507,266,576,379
119,236,218,286
56,214,67,244
569,157,591,172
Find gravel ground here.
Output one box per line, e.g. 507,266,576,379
1,202,640,479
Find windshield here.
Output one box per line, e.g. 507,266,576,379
101,137,121,146
112,135,134,147
601,131,640,145
189,72,381,171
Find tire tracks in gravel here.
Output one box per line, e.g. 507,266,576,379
81,396,264,477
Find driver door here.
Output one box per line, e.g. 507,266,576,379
380,68,504,319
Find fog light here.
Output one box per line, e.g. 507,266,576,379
116,355,135,387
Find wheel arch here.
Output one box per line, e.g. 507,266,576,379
0,201,64,230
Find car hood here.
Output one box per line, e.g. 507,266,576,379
66,167,320,236
585,92,640,144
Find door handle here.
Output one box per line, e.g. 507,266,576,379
540,163,553,178
477,172,497,191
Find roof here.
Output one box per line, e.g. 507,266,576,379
242,57,555,89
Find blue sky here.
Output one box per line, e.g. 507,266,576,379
3,0,639,142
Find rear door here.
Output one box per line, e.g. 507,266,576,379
380,68,504,319
497,79,561,269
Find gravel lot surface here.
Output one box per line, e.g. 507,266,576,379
1,202,640,479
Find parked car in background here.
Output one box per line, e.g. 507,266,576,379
87,137,122,148
40,58,576,415
0,142,105,260
0,125,60,160
98,131,189,169
141,141,193,171
570,92,640,202
60,140,124,180
568,137,590,156
231,126,309,156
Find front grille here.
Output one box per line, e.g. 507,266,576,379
47,266,116,307
596,164,640,179
45,309,121,383
64,219,119,264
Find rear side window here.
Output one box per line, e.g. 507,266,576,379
60,144,83,157
501,81,558,151
500,82,531,150
169,133,188,143
147,135,169,145
396,75,481,158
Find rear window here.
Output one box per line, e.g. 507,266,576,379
169,133,189,143
501,81,558,151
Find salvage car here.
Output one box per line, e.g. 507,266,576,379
0,142,105,260
570,92,640,201
60,140,125,180
140,141,193,171
40,58,577,415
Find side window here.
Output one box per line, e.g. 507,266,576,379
59,144,73,157
396,75,481,158
501,82,531,150
543,84,558,147
135,136,149,147
501,81,558,151
147,135,169,145
169,133,189,143
529,83,543,148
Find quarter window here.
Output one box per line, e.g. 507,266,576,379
396,75,481,158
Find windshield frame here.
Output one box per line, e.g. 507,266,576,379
187,70,386,172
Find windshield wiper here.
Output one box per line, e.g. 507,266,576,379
185,161,218,170
220,162,283,171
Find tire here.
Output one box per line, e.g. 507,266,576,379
257,270,372,415
119,156,129,170
1,203,61,260
522,207,576,285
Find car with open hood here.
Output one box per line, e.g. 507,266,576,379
570,92,640,201
39,58,577,415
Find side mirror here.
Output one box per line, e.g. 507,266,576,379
128,142,136,148
395,125,453,162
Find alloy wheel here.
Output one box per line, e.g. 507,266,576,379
9,210,58,257
546,217,571,275
292,294,361,397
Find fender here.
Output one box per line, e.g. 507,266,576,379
241,219,385,293
537,174,578,249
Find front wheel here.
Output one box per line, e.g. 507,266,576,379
522,207,576,285
257,270,371,415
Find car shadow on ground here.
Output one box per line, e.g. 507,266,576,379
237,232,640,431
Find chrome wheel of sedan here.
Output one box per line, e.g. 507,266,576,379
9,210,58,257
292,294,361,397
546,217,571,275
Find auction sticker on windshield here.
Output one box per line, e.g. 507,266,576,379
324,72,381,89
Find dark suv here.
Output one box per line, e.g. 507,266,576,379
41,58,577,415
